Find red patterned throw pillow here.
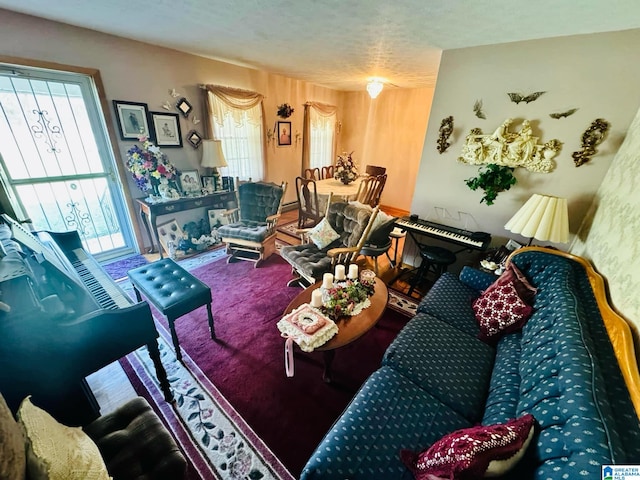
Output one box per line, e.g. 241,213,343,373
472,281,533,341
401,414,535,480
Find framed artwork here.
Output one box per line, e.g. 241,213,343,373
156,218,183,255
208,208,231,230
150,111,182,147
277,121,292,146
201,175,217,193
186,130,203,148
176,97,193,118
179,169,201,196
112,100,151,140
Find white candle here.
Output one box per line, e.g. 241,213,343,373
335,264,346,281
348,264,358,280
311,288,323,308
322,272,334,289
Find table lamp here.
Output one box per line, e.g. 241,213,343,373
201,139,227,192
504,194,569,245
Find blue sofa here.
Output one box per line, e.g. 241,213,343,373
301,248,640,479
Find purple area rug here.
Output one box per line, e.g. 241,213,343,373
102,254,148,280
123,254,410,477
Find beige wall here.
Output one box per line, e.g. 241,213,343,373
340,88,433,212
413,29,640,253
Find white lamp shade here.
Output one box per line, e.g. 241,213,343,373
504,194,569,243
366,80,383,99
201,139,228,168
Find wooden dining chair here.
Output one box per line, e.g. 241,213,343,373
303,168,321,180
321,165,335,179
355,174,387,207
365,165,386,176
295,176,323,228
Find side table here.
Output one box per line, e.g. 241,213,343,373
136,192,236,258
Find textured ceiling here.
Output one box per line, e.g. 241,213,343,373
1,0,640,91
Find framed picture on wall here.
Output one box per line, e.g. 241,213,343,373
186,130,203,148
150,111,182,147
113,100,152,140
277,121,292,146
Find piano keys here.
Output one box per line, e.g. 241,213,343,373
0,214,172,424
395,216,492,251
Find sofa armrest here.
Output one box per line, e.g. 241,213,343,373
459,266,497,292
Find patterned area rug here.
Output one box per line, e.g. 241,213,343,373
276,220,299,240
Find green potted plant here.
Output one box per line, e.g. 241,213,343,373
465,164,517,205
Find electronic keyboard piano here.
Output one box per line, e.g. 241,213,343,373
395,216,492,251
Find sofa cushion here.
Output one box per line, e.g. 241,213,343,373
237,181,284,223
17,396,111,480
218,220,269,242
472,281,533,341
383,313,495,423
279,243,335,281
482,332,522,426
401,414,535,480
0,393,25,480
416,272,481,337
459,266,498,291
483,262,537,305
325,202,372,248
300,366,471,480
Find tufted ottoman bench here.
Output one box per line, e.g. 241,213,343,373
128,259,215,361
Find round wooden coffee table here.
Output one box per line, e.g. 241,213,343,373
283,277,388,382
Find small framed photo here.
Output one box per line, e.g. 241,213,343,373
150,112,182,147
179,169,201,196
277,121,292,146
186,130,203,149
156,218,183,255
201,175,217,193
176,97,193,118
112,100,152,140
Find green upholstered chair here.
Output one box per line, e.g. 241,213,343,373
217,180,286,267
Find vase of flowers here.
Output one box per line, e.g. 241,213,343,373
126,135,179,196
334,151,358,185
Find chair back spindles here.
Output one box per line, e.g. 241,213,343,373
303,168,321,181
295,176,323,228
355,174,387,207
321,165,335,179
365,165,386,177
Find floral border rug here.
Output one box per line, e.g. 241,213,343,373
125,323,294,480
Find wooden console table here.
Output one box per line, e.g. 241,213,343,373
136,192,236,258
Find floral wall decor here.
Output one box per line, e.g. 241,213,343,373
277,103,294,118
572,118,610,167
458,118,561,173
437,116,454,154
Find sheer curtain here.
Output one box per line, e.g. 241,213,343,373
203,85,266,181
302,102,337,174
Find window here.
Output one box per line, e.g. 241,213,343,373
205,87,265,181
309,107,336,170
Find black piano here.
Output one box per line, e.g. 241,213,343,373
0,214,172,425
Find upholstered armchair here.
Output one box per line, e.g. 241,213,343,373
218,180,286,267
280,199,379,287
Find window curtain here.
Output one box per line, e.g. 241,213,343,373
202,85,266,181
302,102,337,174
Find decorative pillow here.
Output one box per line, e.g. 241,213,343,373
401,414,535,480
485,262,537,305
17,396,111,480
472,281,534,341
0,393,25,480
308,217,340,249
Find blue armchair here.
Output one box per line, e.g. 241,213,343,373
217,180,286,267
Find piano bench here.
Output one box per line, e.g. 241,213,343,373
407,246,457,297
128,259,215,362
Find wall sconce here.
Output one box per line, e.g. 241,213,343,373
366,79,384,99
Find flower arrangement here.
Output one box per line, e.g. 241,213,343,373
334,151,358,185
321,279,374,320
126,135,179,193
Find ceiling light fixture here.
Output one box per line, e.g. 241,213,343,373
366,79,383,99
